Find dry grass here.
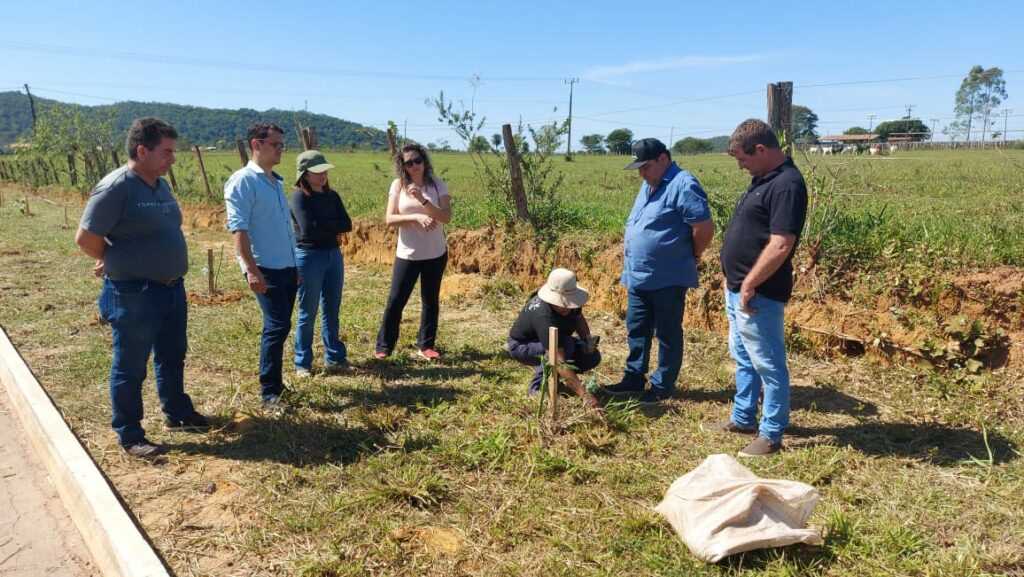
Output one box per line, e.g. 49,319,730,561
1,188,1023,576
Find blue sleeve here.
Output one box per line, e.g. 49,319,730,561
224,172,252,232
675,176,711,224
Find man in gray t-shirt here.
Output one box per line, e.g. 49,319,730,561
76,117,208,459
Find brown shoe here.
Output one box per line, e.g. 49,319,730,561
703,419,756,435
738,436,782,458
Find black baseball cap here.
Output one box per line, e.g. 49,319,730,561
624,138,668,169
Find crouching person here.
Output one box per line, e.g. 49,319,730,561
506,269,602,411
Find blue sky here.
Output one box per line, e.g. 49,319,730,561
2,1,1021,148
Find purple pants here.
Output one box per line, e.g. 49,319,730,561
507,336,601,393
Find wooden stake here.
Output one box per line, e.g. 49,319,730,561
308,126,319,149
192,145,213,200
207,249,215,294
236,139,249,167
110,149,121,169
767,81,794,156
166,165,177,192
63,204,69,229
548,326,559,420
300,128,311,151
502,124,530,222
386,129,398,160
67,152,78,186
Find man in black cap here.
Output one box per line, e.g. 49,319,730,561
602,138,714,404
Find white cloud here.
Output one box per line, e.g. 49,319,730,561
584,54,766,81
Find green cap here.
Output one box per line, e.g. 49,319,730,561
295,150,335,184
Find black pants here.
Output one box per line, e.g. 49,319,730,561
376,252,448,353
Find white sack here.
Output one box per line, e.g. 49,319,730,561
655,453,823,562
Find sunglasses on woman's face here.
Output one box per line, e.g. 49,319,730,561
403,157,424,167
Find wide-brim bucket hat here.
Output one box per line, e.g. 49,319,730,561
537,268,589,309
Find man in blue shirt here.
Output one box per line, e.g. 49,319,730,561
602,139,714,404
224,122,298,414
77,117,208,459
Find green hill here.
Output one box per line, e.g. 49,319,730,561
0,91,385,150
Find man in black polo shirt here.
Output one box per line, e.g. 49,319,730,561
77,117,208,458
712,119,807,458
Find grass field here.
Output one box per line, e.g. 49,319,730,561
1,146,1023,576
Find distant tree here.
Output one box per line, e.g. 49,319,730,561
790,105,820,144
605,128,634,155
947,66,1008,142
709,135,730,152
843,126,869,135
468,135,491,153
874,119,930,142
672,137,713,155
580,133,605,154
491,133,502,149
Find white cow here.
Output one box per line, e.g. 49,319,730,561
889,144,898,153
842,146,857,155
868,146,880,155
808,146,820,154
822,145,834,155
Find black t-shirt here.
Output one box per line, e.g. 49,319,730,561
720,158,808,302
509,292,581,347
289,188,353,250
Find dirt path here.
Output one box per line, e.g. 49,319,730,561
0,382,95,576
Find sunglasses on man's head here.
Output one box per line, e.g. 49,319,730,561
403,157,424,167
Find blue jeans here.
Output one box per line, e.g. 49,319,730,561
507,336,602,394
725,289,790,444
294,247,346,370
98,279,196,445
623,285,687,393
251,267,298,401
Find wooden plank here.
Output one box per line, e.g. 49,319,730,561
236,139,249,167
547,326,558,420
0,325,170,576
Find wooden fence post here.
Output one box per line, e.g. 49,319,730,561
501,124,530,222
236,139,249,167
67,152,78,186
165,165,177,192
308,126,319,149
547,327,559,420
192,145,213,200
300,128,311,151
767,81,794,156
207,249,215,294
386,129,398,160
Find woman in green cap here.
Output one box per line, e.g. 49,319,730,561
289,150,352,375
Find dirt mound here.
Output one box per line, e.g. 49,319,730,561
341,220,1022,367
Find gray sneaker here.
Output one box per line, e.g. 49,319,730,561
263,395,291,416
122,439,167,459
702,419,757,435
738,436,782,458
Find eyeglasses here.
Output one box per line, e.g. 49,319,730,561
402,157,424,167
258,139,286,151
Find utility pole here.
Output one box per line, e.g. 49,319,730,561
1002,109,1013,144
904,104,915,119
564,78,578,156
868,114,876,132
930,118,940,141
24,84,37,134
668,126,675,148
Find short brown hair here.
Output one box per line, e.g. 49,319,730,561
125,117,178,160
729,119,779,155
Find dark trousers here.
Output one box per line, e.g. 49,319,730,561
376,252,447,353
507,336,602,394
251,266,298,401
98,279,196,445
